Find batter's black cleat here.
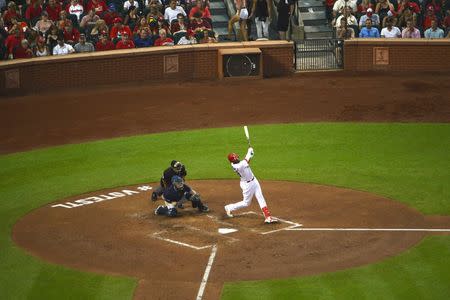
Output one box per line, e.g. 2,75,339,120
151,192,157,201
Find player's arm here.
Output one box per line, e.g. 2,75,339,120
244,147,254,163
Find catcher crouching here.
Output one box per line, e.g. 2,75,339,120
154,176,209,217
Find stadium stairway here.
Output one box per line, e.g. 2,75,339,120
210,0,234,41
298,0,333,39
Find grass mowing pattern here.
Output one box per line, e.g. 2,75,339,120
0,123,449,299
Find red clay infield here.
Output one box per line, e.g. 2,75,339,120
4,73,450,299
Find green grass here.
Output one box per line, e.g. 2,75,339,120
0,123,449,299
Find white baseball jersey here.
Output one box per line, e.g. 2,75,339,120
231,160,254,182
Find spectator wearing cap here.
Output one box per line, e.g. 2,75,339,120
359,8,380,29
13,39,33,59
66,0,84,22
95,33,115,51
63,22,80,45
381,16,401,37
134,28,153,47
74,33,95,52
401,18,421,38
397,0,420,16
356,0,374,19
52,35,75,55
124,0,140,11
424,18,444,38
164,0,187,24
34,11,54,35
86,0,108,16
45,0,62,22
80,9,100,32
359,18,380,37
110,17,132,42
423,6,440,31
154,28,174,46
115,32,136,49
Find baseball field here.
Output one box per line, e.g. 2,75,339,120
1,74,450,300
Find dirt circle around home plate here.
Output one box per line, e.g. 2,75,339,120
12,180,450,300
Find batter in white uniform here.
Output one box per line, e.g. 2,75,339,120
224,147,277,223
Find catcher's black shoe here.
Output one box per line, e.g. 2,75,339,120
198,203,209,213
151,192,157,201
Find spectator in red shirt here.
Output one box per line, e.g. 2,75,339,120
188,11,211,36
154,28,174,46
63,22,80,44
5,27,23,57
3,2,20,28
189,0,211,21
110,17,132,42
86,0,108,16
115,32,135,49
25,0,44,25
13,39,33,59
95,33,115,51
397,0,420,15
423,5,439,30
45,0,63,22
171,13,189,34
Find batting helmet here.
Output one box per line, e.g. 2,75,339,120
227,153,239,163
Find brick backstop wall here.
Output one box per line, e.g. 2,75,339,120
344,39,450,72
0,41,294,95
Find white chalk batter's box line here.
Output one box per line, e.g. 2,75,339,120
151,231,213,251
239,211,303,235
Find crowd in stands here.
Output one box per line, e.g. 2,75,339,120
0,0,217,60
327,0,450,39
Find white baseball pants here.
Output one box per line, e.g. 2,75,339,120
226,178,267,212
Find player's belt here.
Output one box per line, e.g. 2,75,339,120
246,177,255,183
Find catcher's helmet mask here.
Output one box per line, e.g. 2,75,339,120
171,160,183,172
171,175,184,190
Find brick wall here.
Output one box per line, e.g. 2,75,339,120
344,39,450,72
0,41,293,94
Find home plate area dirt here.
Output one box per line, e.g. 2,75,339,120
13,180,450,300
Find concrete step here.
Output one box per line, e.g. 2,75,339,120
210,8,227,15
300,11,326,21
214,26,229,36
305,31,334,39
211,14,229,23
303,19,328,26
299,6,325,13
298,0,324,8
209,1,226,9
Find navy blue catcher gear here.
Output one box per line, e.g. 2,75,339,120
171,175,184,190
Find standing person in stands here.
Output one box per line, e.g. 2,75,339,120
164,0,187,23
45,0,62,22
277,0,294,40
249,0,272,40
227,0,249,41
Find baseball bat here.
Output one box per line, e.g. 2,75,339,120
244,126,251,147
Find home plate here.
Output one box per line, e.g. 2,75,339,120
218,228,238,234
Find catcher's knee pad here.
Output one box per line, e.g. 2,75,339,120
167,207,178,217
190,193,201,207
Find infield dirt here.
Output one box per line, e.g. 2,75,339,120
13,181,450,300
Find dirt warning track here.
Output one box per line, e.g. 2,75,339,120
13,180,450,300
